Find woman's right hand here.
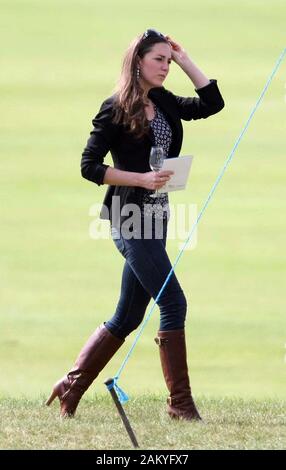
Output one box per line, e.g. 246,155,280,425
138,170,174,190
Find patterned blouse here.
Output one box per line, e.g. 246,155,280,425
141,102,173,220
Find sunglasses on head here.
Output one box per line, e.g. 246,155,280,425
142,28,166,41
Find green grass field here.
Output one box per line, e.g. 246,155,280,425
1,0,285,449
1,396,285,450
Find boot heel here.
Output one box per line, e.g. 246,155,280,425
45,388,58,406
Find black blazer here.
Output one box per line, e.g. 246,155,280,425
81,79,225,224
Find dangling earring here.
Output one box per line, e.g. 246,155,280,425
136,67,140,80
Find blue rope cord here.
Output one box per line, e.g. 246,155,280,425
111,48,286,402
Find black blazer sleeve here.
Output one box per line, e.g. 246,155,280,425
173,79,225,121
81,96,118,186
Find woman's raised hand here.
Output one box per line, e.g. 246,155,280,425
165,35,189,65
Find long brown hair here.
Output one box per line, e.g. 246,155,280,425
111,32,169,139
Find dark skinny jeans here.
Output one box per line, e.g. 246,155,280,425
105,218,187,340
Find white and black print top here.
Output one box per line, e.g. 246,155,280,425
141,103,173,220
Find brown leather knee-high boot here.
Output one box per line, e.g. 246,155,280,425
155,329,202,421
46,324,124,417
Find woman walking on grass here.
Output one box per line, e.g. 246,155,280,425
46,28,225,420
